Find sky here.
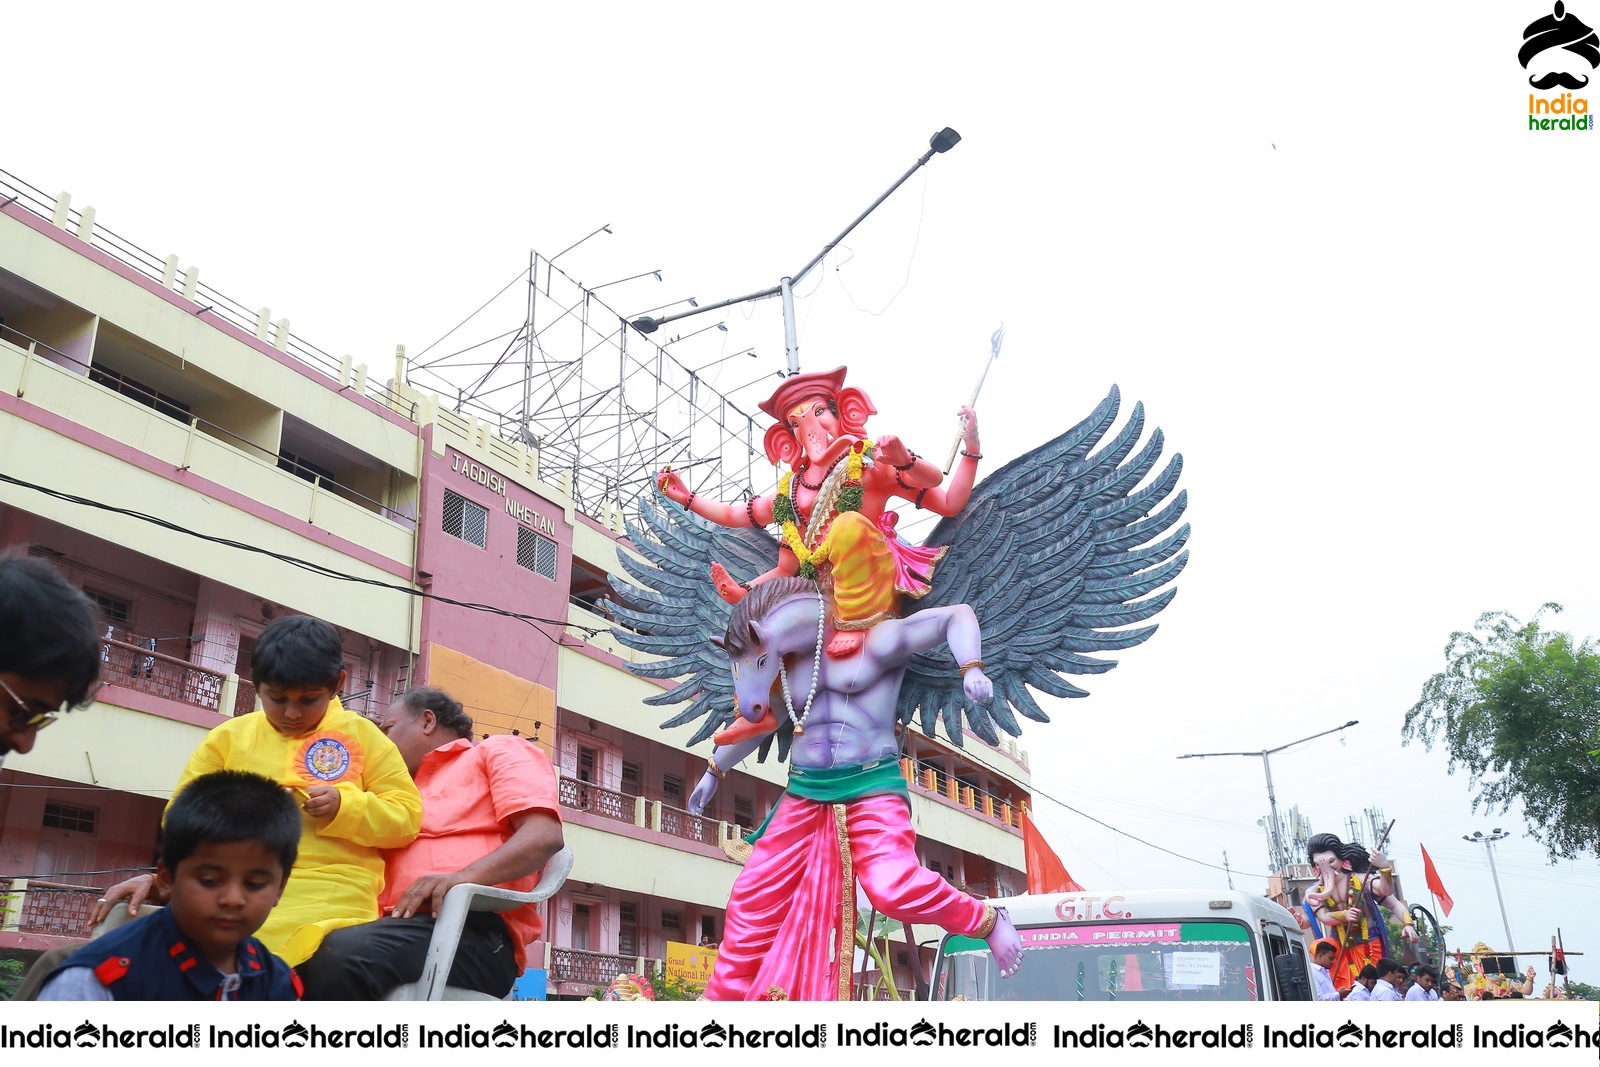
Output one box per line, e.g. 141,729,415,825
7,1,1598,982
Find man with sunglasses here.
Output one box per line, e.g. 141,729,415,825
0,557,103,770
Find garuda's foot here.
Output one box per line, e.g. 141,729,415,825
826,629,866,658
987,907,1022,978
711,562,747,606
713,708,779,746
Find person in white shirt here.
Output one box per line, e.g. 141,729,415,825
1345,964,1379,1001
1371,957,1406,1001
1310,939,1342,1001
1405,964,1441,1001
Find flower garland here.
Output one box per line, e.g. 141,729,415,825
772,440,873,580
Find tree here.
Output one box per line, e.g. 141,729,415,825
1402,604,1600,861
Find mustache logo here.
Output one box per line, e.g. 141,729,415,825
1530,70,1591,88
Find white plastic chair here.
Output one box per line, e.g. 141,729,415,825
385,844,575,1001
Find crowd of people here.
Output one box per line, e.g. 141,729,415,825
1310,936,1545,1003
2,556,563,1002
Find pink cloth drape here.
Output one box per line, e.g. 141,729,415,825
704,792,988,1001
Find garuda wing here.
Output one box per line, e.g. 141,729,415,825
898,384,1189,747
606,495,784,751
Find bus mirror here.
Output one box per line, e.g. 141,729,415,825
1273,952,1311,1001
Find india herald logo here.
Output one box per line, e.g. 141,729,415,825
1520,2,1599,89
304,738,351,781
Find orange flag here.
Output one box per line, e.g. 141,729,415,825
1021,809,1085,893
1419,842,1454,917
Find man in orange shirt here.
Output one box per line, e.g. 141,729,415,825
297,686,564,999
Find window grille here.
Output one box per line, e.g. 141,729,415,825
442,490,487,548
516,526,558,579
661,909,682,932
84,589,132,624
662,773,684,802
43,802,97,833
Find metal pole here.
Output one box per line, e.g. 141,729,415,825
1484,837,1515,953
780,276,799,376
1261,750,1285,876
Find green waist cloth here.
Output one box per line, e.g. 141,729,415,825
745,760,909,843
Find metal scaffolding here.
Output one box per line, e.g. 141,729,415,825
403,250,775,521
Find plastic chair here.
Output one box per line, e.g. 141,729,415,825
385,844,574,1001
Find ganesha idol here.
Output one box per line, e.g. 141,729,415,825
656,367,981,743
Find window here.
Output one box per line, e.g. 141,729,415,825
278,450,337,485
442,490,488,548
84,589,131,625
734,795,754,827
621,761,642,795
619,902,639,956
516,526,558,579
662,773,684,804
43,802,97,833
661,909,683,933
577,746,597,784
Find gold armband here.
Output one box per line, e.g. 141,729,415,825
959,660,985,675
973,904,999,939
707,759,725,781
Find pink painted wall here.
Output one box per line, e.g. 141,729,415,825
415,444,569,693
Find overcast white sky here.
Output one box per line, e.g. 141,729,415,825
9,2,1599,980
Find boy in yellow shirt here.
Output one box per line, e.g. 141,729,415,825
93,615,422,968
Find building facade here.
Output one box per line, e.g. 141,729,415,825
0,172,1028,999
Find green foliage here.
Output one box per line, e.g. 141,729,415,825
648,970,704,1001
1402,605,1600,861
0,958,24,1001
1566,980,1600,1001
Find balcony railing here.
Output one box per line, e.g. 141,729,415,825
900,757,1019,830
234,679,258,717
102,636,224,713
0,879,100,939
556,778,746,853
547,946,661,990
558,777,637,825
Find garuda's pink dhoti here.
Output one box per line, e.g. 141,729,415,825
704,762,991,1001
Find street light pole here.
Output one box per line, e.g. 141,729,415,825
628,128,962,376
1463,828,1515,952
1177,719,1359,876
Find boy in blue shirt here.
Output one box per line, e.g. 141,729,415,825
39,770,302,1000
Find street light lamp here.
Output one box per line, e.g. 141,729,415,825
1463,828,1515,952
1177,719,1359,876
628,127,962,376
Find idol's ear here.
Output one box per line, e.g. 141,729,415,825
836,386,877,437
763,423,800,467
747,620,768,648
709,634,727,651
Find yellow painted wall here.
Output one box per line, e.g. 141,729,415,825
5,702,207,799
563,821,738,908
426,643,556,758
0,212,419,480
0,354,414,649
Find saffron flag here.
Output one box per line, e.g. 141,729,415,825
1021,809,1085,894
1419,842,1454,917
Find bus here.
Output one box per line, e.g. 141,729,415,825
930,889,1314,1002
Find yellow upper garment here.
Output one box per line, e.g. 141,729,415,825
171,698,423,965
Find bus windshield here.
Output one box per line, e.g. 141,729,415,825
933,919,1264,1002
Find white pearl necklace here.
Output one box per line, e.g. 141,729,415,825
778,594,827,735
